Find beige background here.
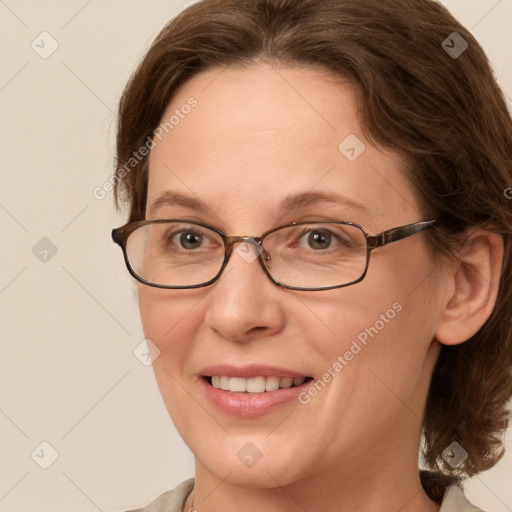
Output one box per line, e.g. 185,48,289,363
1,1,511,511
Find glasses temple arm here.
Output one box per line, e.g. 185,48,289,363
366,220,437,250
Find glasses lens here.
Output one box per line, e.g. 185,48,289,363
126,221,225,287
263,223,368,289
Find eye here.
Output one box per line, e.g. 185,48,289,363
175,231,204,249
305,230,330,249
298,228,341,250
160,224,218,252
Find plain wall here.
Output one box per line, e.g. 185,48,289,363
1,1,511,510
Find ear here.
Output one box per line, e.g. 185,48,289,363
435,228,504,346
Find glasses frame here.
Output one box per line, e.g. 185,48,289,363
112,218,438,291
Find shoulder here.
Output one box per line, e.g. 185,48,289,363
421,471,485,512
126,478,195,512
440,485,485,512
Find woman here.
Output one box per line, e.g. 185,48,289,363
111,0,512,510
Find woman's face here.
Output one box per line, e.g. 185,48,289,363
141,63,444,488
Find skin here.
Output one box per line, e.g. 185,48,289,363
139,62,503,512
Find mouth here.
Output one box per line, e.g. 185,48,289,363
198,364,315,416
204,375,314,394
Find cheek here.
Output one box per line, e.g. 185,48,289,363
138,286,202,350
138,286,206,402
308,250,439,402
138,286,205,424
302,298,435,458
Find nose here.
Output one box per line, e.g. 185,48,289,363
204,241,286,343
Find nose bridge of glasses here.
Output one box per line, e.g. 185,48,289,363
222,236,267,268
224,235,263,252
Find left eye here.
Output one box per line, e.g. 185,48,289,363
300,230,333,250
296,229,347,250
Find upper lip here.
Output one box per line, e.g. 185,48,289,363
200,364,311,379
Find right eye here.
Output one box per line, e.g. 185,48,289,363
157,224,223,255
160,226,213,251
172,231,205,250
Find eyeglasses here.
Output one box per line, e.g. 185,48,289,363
111,219,437,291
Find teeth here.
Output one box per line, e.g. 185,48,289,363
229,377,246,392
210,376,306,393
280,377,293,388
219,376,230,391
246,376,266,393
265,376,280,392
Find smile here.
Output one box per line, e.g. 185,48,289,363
207,375,309,393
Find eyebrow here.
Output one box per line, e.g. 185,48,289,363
148,190,210,217
147,189,370,218
279,191,370,215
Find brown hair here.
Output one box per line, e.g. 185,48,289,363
114,0,512,489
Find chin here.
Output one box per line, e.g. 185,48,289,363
191,433,309,488
200,454,302,489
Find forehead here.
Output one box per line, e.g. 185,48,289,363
146,62,420,230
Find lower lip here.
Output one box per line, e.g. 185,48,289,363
200,378,311,417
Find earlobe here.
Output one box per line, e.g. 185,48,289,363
435,229,503,346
